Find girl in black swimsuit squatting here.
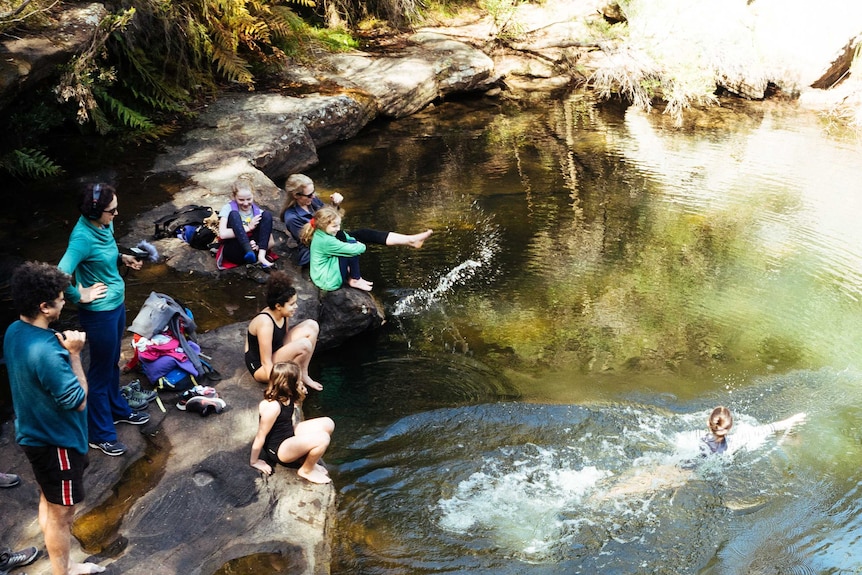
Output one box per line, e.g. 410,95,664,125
249,362,334,484
244,271,322,390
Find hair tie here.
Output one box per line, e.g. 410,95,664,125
309,217,316,228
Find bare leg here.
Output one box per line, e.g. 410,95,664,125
40,495,105,575
385,229,433,248
277,418,335,484
276,319,321,390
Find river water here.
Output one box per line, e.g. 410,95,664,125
299,95,862,574
6,92,862,574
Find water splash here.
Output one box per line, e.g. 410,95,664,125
437,444,609,561
392,223,499,317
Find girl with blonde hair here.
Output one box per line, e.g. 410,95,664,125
281,173,432,267
300,206,373,291
217,175,275,269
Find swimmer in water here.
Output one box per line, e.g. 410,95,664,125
591,406,807,502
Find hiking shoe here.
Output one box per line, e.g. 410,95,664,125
245,264,269,284
89,440,127,456
184,396,226,417
114,411,150,425
128,379,157,401
176,386,218,411
0,545,38,570
121,379,157,410
0,473,20,488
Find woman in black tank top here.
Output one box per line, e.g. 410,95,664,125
244,271,322,390
250,362,334,484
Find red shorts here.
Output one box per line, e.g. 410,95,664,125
22,445,89,506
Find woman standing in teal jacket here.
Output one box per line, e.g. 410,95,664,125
300,206,372,291
58,183,150,457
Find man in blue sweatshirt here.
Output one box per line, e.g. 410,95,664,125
5,261,105,575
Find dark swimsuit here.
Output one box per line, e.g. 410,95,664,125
245,312,286,376
261,399,303,469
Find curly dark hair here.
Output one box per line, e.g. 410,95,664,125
10,261,71,319
79,182,116,220
265,271,297,309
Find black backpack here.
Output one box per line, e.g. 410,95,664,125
153,205,216,249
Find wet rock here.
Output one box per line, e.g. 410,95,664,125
318,288,386,348
0,324,335,575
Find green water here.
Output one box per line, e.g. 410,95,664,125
299,95,862,574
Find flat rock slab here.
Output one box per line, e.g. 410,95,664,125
0,324,335,575
153,92,378,186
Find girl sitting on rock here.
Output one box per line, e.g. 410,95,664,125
300,205,373,292
250,361,334,484
245,271,321,390
217,174,275,269
280,173,432,267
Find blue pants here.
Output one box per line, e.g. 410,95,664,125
78,304,131,443
336,233,362,283
222,210,273,265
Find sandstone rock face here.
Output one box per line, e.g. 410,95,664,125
152,92,378,186
320,32,499,118
0,3,106,109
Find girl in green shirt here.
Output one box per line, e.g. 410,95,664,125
300,206,373,292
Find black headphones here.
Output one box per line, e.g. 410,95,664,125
85,184,103,220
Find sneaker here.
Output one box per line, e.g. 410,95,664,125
89,440,128,456
176,386,218,411
114,411,150,425
0,546,38,570
183,396,226,417
0,472,20,488
121,380,157,410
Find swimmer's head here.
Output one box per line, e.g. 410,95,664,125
708,406,733,437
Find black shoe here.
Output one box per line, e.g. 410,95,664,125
89,440,128,456
114,411,150,425
0,546,38,570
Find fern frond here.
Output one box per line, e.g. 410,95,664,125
211,43,254,83
93,86,156,130
89,105,114,135
0,148,64,179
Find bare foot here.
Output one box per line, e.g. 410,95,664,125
257,251,275,268
70,562,107,574
348,277,373,291
304,377,323,391
409,229,433,248
315,463,329,475
298,467,332,484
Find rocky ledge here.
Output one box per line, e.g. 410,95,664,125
0,325,334,575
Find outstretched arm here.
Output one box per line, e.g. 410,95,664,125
772,412,807,433
250,401,278,474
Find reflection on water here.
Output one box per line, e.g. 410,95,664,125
307,95,862,573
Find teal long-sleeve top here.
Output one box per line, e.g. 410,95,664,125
58,216,125,311
4,321,88,454
309,229,366,291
